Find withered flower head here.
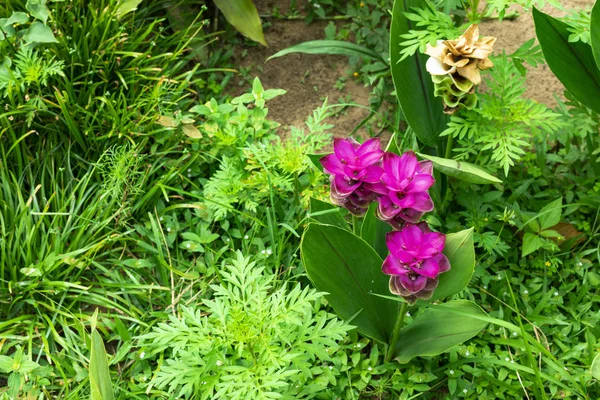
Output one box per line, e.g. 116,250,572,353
425,24,496,86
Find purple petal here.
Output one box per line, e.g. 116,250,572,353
411,258,440,279
404,174,435,193
382,254,408,276
362,165,383,183
399,224,423,249
431,253,451,274
320,154,344,175
403,192,434,212
397,208,424,224
378,196,401,220
399,273,428,294
344,166,367,181
396,151,418,180
382,153,402,181
359,150,384,166
365,181,388,195
333,175,361,196
333,138,356,164
381,173,402,192
417,160,433,175
357,138,382,156
423,231,446,254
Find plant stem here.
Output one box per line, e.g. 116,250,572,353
352,215,360,237
385,301,408,363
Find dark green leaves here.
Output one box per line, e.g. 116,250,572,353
26,0,50,24
423,228,475,303
532,7,600,114
417,153,502,185
213,0,267,46
392,300,488,363
390,0,447,147
591,0,600,69
301,223,399,343
23,22,58,44
267,40,386,63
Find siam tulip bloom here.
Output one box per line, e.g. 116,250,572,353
382,222,451,303
373,152,434,229
320,138,384,216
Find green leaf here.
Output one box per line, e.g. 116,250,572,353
301,223,399,343
267,40,386,63
89,321,115,400
532,7,600,114
308,153,326,173
309,198,349,230
0,20,16,40
522,232,545,257
26,0,49,24
416,153,502,184
23,22,58,43
590,0,600,69
592,353,600,380
213,0,267,46
392,300,488,363
538,197,562,230
116,0,143,18
6,12,30,26
422,228,475,303
390,0,447,147
0,356,13,373
360,203,392,260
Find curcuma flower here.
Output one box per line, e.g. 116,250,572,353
320,138,383,216
425,24,496,113
382,223,450,303
372,152,434,229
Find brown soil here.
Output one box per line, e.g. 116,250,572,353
232,0,593,132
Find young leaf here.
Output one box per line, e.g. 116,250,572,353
309,198,349,230
416,153,502,184
522,232,545,257
116,0,144,18
392,300,488,363
539,197,562,230
6,12,29,26
390,0,447,147
89,327,115,400
592,353,600,380
532,7,600,114
23,22,58,43
420,228,475,304
213,0,267,46
26,0,49,24
301,223,399,343
267,40,386,63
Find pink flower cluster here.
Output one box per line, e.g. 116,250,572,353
320,138,451,303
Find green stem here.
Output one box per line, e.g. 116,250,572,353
444,134,453,160
385,302,408,363
352,215,360,237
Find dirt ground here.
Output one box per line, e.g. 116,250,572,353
233,0,594,134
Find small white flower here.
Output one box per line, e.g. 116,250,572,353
167,227,171,232
139,352,145,359
554,291,559,296
497,275,502,280
261,250,266,255
512,331,518,336
266,249,272,255
367,367,372,371
523,290,528,295
465,351,470,356
406,312,411,317
483,285,487,289
449,370,454,375
244,235,249,240
226,238,230,242
329,366,333,370
188,168,191,172
186,243,191,248
505,357,510,361
463,389,468,394
216,360,223,366
577,261,583,267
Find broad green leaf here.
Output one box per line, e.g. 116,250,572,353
390,0,448,147
309,198,349,230
23,22,58,43
213,0,267,46
308,153,326,173
0,356,13,373
592,353,600,380
116,0,143,18
421,228,475,303
267,40,386,63
539,197,562,230
416,153,502,184
89,321,115,400
522,232,545,257
533,8,600,114
301,223,399,343
360,203,392,259
591,0,600,69
6,12,29,26
0,20,16,40
26,0,49,24
392,300,488,363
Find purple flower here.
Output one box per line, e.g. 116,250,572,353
373,152,435,228
382,223,450,303
320,138,384,215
